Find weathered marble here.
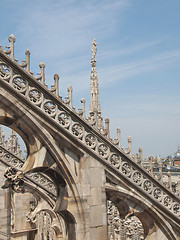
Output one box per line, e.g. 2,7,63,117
0,35,179,240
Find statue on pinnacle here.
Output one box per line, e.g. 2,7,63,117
91,38,98,60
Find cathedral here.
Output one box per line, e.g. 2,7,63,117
0,35,179,239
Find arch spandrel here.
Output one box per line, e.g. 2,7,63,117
0,89,87,239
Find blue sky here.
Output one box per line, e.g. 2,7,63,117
0,0,180,158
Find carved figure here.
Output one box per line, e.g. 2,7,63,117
91,38,98,59
2,167,24,193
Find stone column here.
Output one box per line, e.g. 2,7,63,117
79,153,107,240
0,163,11,240
5,188,11,240
177,176,180,197
89,155,107,240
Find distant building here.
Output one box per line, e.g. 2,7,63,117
173,146,180,166
142,151,180,196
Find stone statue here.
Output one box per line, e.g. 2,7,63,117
91,38,98,59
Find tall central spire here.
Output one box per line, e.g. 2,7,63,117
89,39,103,129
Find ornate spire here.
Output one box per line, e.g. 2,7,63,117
89,39,103,130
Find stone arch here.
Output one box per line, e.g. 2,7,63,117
0,92,86,239
0,102,38,157
106,186,178,240
124,214,144,239
35,208,76,240
0,162,76,240
0,124,26,155
10,188,67,239
36,209,66,240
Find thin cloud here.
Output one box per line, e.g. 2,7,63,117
99,40,162,59
99,50,180,85
14,0,131,58
44,48,180,96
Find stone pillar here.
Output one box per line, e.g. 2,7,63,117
0,163,11,240
0,188,11,240
79,153,107,240
89,156,107,240
128,136,132,157
5,188,11,240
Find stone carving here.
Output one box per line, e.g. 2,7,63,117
0,63,10,80
132,171,143,185
173,203,180,214
29,88,42,104
107,200,144,240
27,172,57,196
98,143,109,158
43,101,56,116
12,76,27,92
143,179,153,193
121,162,132,177
50,74,59,97
109,154,121,168
91,38,98,60
0,134,57,198
57,111,71,128
164,196,172,208
2,167,25,193
37,211,56,240
26,196,38,223
78,98,86,118
153,188,162,201
84,133,96,149
0,35,180,221
71,123,84,139
20,49,30,71
65,85,73,108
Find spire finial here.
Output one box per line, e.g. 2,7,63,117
117,127,121,148
39,62,45,85
8,34,16,59
168,171,172,190
25,49,30,72
65,85,73,108
148,155,154,175
105,117,110,138
50,74,59,97
78,98,86,118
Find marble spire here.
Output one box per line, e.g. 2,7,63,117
89,39,103,130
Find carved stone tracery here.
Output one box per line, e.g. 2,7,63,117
0,63,10,79
29,88,42,104
107,200,144,240
0,143,57,198
0,36,179,220
84,133,96,149
0,35,180,240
